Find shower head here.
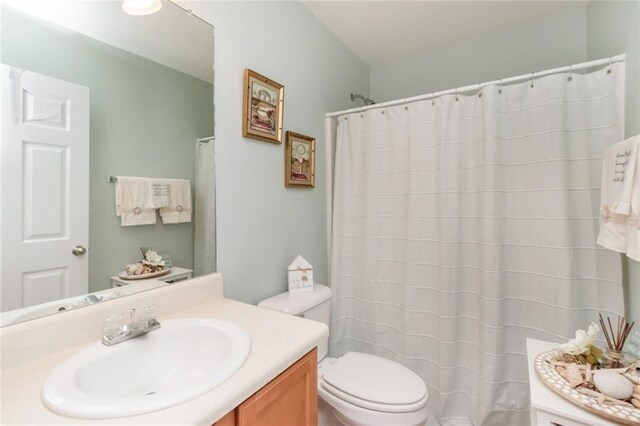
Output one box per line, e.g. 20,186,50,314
350,93,376,106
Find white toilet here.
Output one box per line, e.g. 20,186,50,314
258,284,429,426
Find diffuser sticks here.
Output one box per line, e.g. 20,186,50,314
599,313,635,351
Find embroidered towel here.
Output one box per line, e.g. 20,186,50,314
150,179,171,208
609,137,638,215
597,136,640,253
114,176,156,226
159,179,192,224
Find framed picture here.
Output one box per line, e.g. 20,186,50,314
285,131,315,188
242,69,284,144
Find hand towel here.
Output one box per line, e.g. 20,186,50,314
150,179,171,208
114,176,156,226
159,179,192,224
597,136,640,253
609,137,638,215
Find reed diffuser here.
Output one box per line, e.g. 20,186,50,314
598,313,635,368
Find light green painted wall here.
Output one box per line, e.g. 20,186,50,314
1,7,214,292
369,9,588,102
587,0,640,322
187,1,369,305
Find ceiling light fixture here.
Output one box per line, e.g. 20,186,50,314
122,0,162,16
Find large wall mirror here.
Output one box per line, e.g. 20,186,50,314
0,0,215,326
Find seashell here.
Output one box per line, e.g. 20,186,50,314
593,370,634,400
632,398,640,409
556,366,569,382
126,263,140,275
585,363,592,382
566,363,585,388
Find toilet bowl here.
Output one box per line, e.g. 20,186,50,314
258,284,429,426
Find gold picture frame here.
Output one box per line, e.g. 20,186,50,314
285,131,315,188
242,69,284,144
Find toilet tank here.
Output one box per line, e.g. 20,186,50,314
257,284,332,360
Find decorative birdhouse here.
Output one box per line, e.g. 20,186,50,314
288,255,313,293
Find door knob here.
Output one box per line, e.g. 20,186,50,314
72,245,87,256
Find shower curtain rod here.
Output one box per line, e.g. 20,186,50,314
326,54,626,118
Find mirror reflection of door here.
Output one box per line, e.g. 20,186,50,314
0,2,214,325
1,65,90,311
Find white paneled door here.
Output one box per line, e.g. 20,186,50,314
1,64,89,311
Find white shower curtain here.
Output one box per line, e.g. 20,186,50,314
329,63,625,425
194,140,216,277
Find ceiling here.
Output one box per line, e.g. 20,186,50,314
302,1,588,65
3,0,214,83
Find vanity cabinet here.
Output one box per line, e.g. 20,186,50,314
213,348,317,426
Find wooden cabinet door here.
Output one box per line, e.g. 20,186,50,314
237,348,317,426
213,410,235,426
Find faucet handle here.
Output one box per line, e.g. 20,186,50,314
143,304,161,332
129,308,137,323
143,304,159,320
104,314,123,337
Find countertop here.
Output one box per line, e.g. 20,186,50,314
1,295,328,424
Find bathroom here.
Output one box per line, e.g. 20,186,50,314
1,0,639,425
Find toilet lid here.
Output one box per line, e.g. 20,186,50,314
321,352,427,408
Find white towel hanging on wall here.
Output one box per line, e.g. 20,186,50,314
150,179,171,208
160,179,192,224
598,135,640,255
114,176,156,226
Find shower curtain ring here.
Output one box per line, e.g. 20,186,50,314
530,73,535,88
498,79,502,94
568,65,573,82
608,57,613,74
455,89,459,101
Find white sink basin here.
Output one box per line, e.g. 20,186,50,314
42,318,251,419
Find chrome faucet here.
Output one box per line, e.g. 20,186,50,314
102,306,160,346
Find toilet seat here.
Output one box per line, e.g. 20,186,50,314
319,352,428,413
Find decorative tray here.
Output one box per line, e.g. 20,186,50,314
118,268,171,281
535,350,640,425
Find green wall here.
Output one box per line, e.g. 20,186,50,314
192,2,369,304
1,7,214,292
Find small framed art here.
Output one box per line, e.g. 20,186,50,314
242,69,284,144
285,131,315,188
